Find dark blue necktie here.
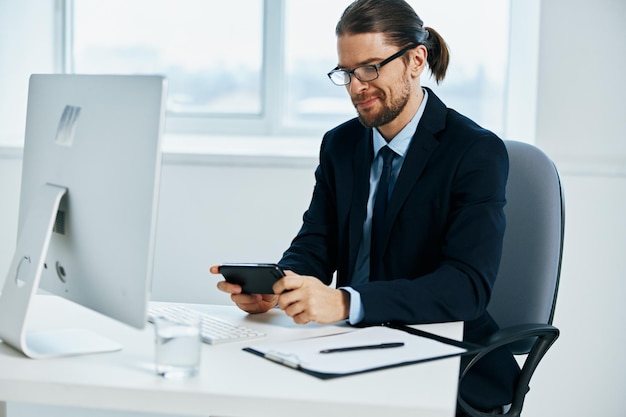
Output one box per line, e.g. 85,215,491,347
370,146,396,281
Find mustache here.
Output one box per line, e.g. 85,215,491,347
352,92,383,105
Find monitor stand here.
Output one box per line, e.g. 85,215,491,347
0,184,121,359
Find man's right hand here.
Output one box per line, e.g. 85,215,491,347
211,265,278,313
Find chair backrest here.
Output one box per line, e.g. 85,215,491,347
487,141,564,353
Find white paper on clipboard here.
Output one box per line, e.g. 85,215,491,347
244,326,466,377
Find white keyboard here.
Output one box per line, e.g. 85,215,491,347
148,305,266,345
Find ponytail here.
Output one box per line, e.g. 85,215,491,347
423,27,449,84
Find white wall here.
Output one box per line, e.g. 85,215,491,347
535,0,626,175
150,153,317,305
1,0,625,416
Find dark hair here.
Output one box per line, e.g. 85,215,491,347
335,0,449,84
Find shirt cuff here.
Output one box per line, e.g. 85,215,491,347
339,286,365,325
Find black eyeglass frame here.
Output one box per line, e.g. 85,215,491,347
327,44,418,86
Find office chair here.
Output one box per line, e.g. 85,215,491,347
457,140,565,417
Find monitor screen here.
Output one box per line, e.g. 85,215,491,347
0,74,166,358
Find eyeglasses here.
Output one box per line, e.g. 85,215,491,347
327,44,417,86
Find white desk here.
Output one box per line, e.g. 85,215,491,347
0,295,463,417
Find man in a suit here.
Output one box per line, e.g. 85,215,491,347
213,0,519,414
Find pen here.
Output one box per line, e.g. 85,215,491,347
319,342,404,354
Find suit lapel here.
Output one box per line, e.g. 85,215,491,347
385,131,439,224
381,88,447,253
347,130,373,277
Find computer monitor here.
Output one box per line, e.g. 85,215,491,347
0,74,167,358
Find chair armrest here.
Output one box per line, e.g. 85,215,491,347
458,323,559,417
484,323,560,355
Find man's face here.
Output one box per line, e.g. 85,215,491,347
336,33,418,129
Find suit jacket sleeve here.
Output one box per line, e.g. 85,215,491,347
278,133,342,285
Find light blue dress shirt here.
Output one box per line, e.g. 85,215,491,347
341,89,429,325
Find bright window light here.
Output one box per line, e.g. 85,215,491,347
67,0,509,136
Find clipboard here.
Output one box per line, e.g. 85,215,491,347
243,324,478,379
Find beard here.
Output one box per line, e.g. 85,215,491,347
354,77,412,128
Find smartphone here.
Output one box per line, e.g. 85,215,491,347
218,263,285,294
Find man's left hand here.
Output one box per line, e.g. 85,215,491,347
273,273,350,324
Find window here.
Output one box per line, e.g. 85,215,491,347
410,1,510,132
65,0,510,137
68,0,264,134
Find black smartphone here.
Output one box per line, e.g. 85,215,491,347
218,263,285,294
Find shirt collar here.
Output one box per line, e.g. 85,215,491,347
373,88,429,158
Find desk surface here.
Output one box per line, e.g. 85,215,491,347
0,295,463,417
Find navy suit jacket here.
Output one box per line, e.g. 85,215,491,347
279,88,519,409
